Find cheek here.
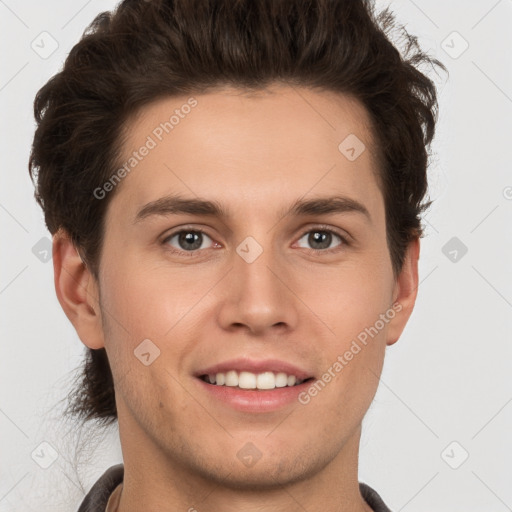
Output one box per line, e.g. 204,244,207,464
294,256,394,338
97,265,195,421
297,261,392,401
99,256,210,340
97,256,218,400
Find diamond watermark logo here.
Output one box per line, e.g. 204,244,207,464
31,31,59,59
236,236,263,264
32,236,53,263
338,134,366,161
31,441,59,469
134,338,161,366
236,442,262,468
442,236,468,263
441,441,469,469
441,31,469,59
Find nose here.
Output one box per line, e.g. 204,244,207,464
216,239,299,336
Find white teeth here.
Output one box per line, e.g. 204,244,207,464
287,375,296,386
275,372,288,387
238,371,257,389
202,370,306,389
225,370,238,387
256,371,275,390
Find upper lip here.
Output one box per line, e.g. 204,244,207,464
195,357,314,381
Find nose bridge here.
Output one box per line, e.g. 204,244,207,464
237,235,278,294
217,232,298,333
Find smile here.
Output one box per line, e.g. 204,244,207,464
199,370,313,390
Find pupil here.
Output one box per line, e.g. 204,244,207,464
309,231,331,249
179,231,202,250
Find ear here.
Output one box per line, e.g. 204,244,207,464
53,229,105,349
386,238,420,346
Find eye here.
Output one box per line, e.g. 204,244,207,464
163,229,215,253
295,228,346,252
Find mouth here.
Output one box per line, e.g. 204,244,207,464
194,358,316,411
198,370,315,390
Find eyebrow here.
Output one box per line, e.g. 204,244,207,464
134,193,371,224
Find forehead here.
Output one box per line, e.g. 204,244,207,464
110,85,383,221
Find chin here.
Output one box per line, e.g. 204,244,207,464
181,439,331,491
198,458,322,491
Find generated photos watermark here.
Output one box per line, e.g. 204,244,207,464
93,97,198,200
298,301,403,405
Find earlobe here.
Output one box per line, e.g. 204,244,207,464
53,229,105,349
386,238,420,346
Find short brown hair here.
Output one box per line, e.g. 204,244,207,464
29,0,446,426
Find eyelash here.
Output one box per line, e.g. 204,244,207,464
161,225,350,257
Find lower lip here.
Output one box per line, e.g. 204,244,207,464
195,377,313,413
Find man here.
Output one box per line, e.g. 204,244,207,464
29,0,445,510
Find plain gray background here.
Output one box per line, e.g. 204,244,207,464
1,0,511,510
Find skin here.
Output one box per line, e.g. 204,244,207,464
54,84,419,512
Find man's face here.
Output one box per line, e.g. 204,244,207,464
91,85,409,487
